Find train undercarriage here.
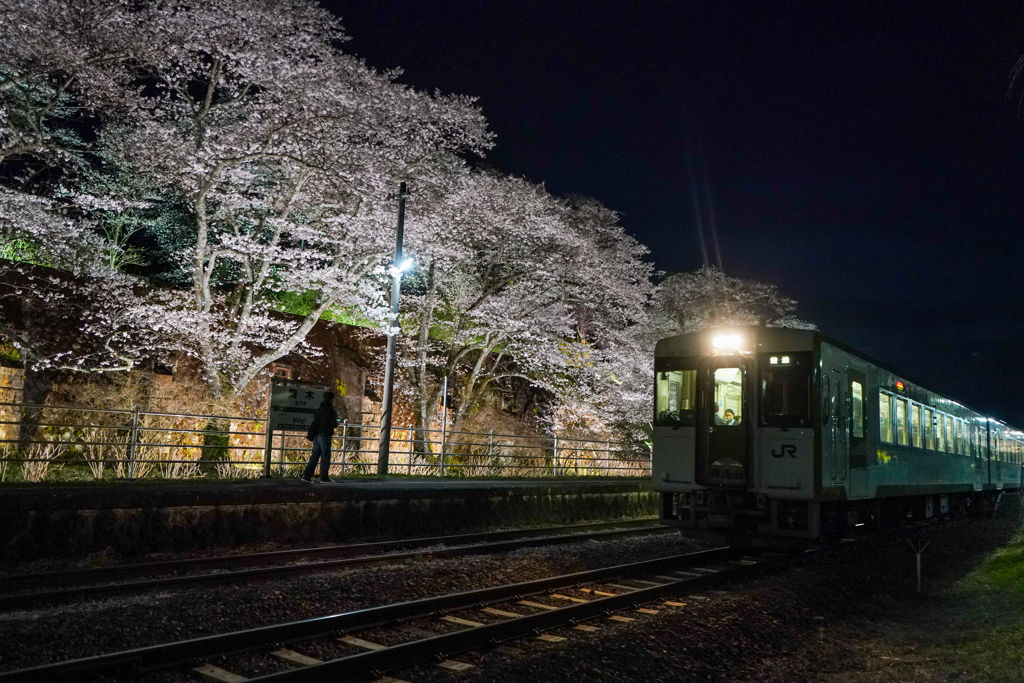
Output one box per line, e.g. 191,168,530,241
659,489,1008,547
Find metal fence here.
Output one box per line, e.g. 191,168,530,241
0,402,651,482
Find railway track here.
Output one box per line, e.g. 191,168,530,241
0,519,664,609
0,545,808,683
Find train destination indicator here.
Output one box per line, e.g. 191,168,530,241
268,379,331,432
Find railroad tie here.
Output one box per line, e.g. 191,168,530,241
518,599,559,611
271,648,322,666
548,593,589,603
607,615,635,623
340,635,388,651
441,615,486,627
536,633,567,643
578,587,618,597
666,570,703,578
663,601,687,607
728,558,759,566
574,624,600,632
193,663,247,683
397,624,439,638
603,583,639,592
481,607,522,618
636,608,660,615
631,578,667,586
438,660,475,672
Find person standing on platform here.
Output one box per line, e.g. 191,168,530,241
302,391,337,483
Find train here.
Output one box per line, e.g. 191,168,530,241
652,326,1023,543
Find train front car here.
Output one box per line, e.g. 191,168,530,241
654,326,1024,544
653,327,823,543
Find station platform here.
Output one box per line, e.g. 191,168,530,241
0,478,655,563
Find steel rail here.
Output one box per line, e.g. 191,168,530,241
0,547,740,682
250,550,809,683
0,519,657,590
0,523,670,609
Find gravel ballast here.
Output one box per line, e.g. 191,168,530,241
0,503,1019,682
0,531,707,675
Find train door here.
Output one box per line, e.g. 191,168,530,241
696,356,750,486
973,420,985,490
831,371,848,485
847,370,868,498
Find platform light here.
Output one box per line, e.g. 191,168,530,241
781,355,790,364
769,356,778,365
712,334,742,350
388,257,415,278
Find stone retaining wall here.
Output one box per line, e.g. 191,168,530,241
0,480,656,563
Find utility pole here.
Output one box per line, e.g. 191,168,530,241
377,182,409,476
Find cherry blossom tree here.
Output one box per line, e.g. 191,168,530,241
394,177,654,449
1,0,659,445
2,0,494,397
98,0,494,396
653,265,816,335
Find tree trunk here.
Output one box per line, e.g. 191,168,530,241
17,359,55,451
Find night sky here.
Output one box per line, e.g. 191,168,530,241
327,1,1024,425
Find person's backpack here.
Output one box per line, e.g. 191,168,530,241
305,410,319,442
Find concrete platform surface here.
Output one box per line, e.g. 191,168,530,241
0,477,651,511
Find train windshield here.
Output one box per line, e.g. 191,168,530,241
759,352,812,428
713,367,744,426
655,369,697,426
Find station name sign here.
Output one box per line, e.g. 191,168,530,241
268,379,331,432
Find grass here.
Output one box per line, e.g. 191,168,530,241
831,503,1024,682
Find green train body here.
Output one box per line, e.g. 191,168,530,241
652,327,1023,542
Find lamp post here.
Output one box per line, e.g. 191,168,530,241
377,182,410,476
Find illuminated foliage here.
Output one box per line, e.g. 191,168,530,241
654,265,816,334
0,0,657,440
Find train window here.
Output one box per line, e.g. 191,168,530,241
713,367,743,426
924,408,935,450
655,370,697,426
911,404,922,448
822,377,831,425
879,392,893,443
969,422,977,456
945,416,955,454
895,398,909,446
850,380,865,438
759,352,812,428
955,420,964,455
935,413,946,452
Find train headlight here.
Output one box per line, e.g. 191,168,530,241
712,334,742,350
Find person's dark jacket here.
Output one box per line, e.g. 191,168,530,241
310,401,337,436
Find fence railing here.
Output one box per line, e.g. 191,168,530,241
0,402,651,482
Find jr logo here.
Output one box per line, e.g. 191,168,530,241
771,444,797,459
